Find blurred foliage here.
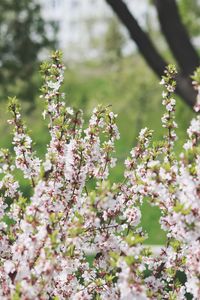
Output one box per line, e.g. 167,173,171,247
0,0,57,104
191,66,200,83
103,17,126,62
178,0,200,37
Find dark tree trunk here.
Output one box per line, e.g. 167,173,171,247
154,0,200,76
105,0,198,108
106,0,166,76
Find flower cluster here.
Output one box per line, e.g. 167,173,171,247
191,67,200,112
0,52,199,299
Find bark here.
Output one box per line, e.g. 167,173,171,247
154,0,199,76
106,0,166,77
105,0,198,108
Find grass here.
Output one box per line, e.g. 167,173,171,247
0,54,195,244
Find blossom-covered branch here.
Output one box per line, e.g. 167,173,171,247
0,52,199,299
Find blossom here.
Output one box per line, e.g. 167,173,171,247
0,54,199,299
47,80,61,91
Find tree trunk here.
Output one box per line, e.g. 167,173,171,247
154,0,199,76
106,0,166,76
105,0,198,108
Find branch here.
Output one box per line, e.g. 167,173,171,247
154,0,200,76
105,0,197,108
106,0,166,76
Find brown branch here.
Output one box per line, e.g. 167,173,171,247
106,0,166,76
154,0,199,76
105,0,198,108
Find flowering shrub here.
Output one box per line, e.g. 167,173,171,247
0,51,199,299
